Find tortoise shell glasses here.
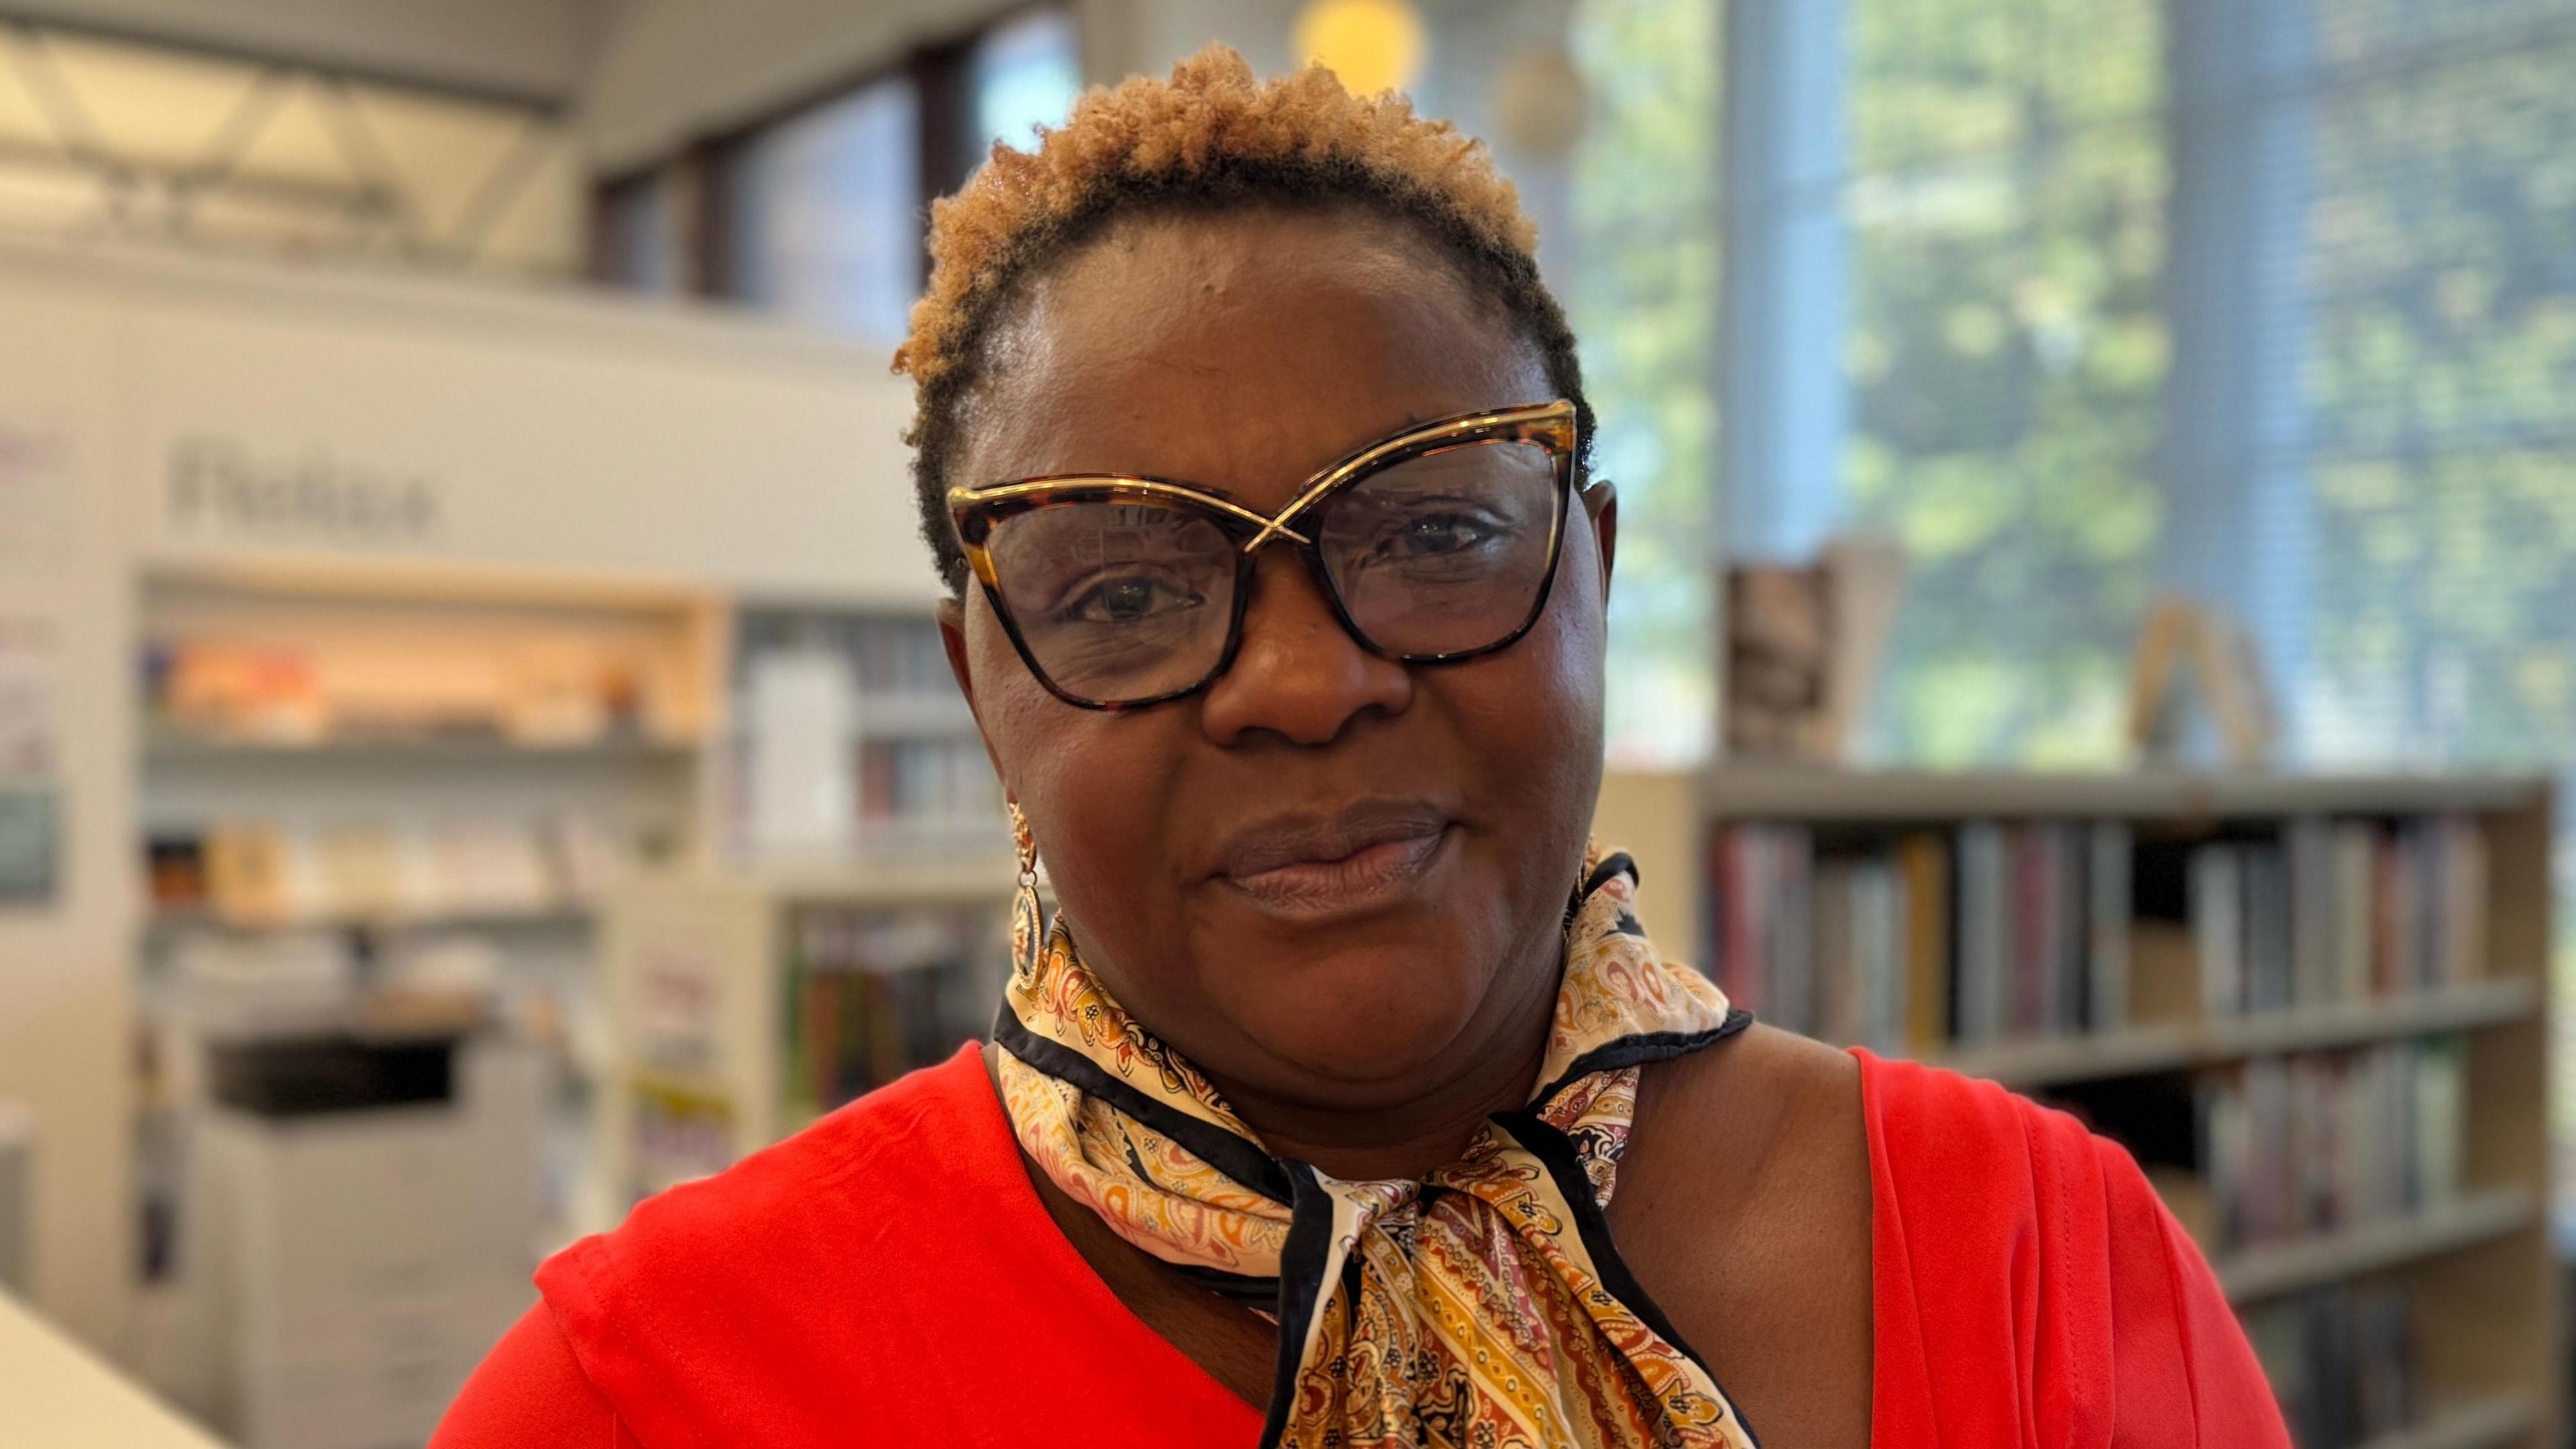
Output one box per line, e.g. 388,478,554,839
947,400,1587,710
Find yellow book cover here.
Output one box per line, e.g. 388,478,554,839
1898,832,1951,1053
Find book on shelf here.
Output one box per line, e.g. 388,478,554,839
855,738,1005,843
851,619,953,698
2243,1281,2414,1449
1709,820,2131,1051
182,816,622,926
2194,1036,2465,1256
778,904,1006,1120
2184,816,2487,1017
629,1078,737,1199
1707,810,2491,1060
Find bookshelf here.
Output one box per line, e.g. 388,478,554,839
1943,977,2538,1090
2361,1399,2538,1449
1701,766,2559,1449
596,861,1018,1208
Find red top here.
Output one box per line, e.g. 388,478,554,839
432,1045,2288,1448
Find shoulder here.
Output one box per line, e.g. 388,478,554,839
1854,1047,2183,1287
431,1301,623,1448
1614,1024,1872,1446
1625,1036,2288,1446
1619,1020,1863,1228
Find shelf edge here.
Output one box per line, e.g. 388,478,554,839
2217,1188,2537,1304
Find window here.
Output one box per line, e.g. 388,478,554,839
1573,0,2170,768
1839,0,2168,767
1570,0,1725,765
729,77,922,345
2255,0,2576,772
1702,0,2169,769
971,8,1083,156
594,6,1081,343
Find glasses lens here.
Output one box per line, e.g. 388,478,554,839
1315,439,1563,657
984,500,1238,704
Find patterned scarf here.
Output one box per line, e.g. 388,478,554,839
991,852,1760,1449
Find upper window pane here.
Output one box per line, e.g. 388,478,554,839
731,76,924,345
971,9,1082,154
1843,0,2170,767
1572,0,1724,767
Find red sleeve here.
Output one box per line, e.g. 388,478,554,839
1859,1051,2293,1448
2096,1137,2292,1448
431,1301,639,1448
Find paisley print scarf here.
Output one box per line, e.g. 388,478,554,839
991,852,1760,1449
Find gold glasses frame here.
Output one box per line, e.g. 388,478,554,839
947,399,1589,710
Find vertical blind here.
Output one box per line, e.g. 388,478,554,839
2263,0,2576,771
1839,0,2168,767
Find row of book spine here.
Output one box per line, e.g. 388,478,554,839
1705,814,2493,1051
847,620,955,697
2242,1283,2414,1449
1705,822,2131,1051
780,906,1002,1116
2197,1037,2465,1254
857,739,1003,834
2189,816,2487,1017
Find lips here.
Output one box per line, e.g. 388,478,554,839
1215,800,1453,922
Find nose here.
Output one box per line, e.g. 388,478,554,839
1198,548,1413,747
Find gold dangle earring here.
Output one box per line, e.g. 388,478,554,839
1565,839,1607,934
1008,800,1044,984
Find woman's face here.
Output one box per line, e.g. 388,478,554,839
943,205,1615,1116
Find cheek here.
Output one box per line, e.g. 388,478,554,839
1468,508,1607,759
964,596,1185,902
1425,511,1609,863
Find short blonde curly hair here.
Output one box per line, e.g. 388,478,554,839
893,43,1591,594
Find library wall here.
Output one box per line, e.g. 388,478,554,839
0,247,930,602
0,288,135,1344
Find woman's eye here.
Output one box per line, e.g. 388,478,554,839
1394,513,1497,557
1068,574,1199,624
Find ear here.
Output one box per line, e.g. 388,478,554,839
1581,478,1618,602
938,593,1011,791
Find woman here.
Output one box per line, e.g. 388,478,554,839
437,49,2286,1448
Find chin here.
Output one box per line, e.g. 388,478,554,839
1220,938,1506,1095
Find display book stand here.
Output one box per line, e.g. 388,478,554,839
1703,766,2559,1449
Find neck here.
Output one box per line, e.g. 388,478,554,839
1200,940,1564,1183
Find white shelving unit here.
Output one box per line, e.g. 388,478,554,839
131,558,729,1260
0,233,938,1409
